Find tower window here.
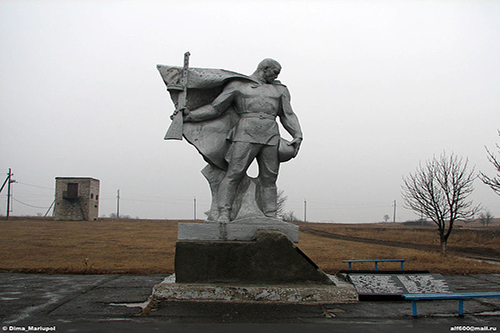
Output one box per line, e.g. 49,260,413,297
66,183,78,199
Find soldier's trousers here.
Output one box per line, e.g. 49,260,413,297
217,141,279,217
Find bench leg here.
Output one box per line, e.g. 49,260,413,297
374,262,378,271
458,300,464,316
411,300,418,317
401,262,404,271
348,263,352,270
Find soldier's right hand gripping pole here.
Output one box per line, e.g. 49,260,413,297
164,51,190,140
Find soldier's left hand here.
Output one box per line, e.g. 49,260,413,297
290,138,302,157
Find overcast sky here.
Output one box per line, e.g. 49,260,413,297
1,0,499,222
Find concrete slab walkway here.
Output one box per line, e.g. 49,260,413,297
1,273,499,332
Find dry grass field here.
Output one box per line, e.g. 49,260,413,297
0,217,499,275
296,222,500,274
0,218,179,274
298,222,500,255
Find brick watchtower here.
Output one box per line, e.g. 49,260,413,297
54,177,100,221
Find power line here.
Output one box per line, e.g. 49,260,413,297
288,199,392,208
16,182,54,190
118,197,206,205
13,198,51,209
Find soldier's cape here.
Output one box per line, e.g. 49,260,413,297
157,65,258,170
157,65,295,171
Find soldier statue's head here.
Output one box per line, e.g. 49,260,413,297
253,58,281,84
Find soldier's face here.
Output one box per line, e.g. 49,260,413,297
263,66,281,83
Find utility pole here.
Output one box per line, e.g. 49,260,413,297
0,171,9,219
194,197,197,220
393,200,397,223
116,189,120,219
304,199,307,222
7,169,12,219
0,169,14,219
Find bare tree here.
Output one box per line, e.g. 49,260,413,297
277,189,288,218
282,211,300,222
401,152,480,255
109,212,131,219
479,210,494,227
479,130,500,196
383,214,390,223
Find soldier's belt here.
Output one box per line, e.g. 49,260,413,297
240,113,276,120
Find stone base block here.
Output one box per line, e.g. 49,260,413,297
153,274,358,304
175,230,331,285
178,217,299,243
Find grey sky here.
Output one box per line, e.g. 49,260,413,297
1,0,499,222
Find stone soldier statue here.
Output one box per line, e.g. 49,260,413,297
158,56,302,225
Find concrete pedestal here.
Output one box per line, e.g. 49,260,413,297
160,227,358,304
178,217,299,243
175,230,330,285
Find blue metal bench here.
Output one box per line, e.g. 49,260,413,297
342,259,405,271
402,292,500,317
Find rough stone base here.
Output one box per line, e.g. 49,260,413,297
178,217,299,243
153,274,358,304
175,230,331,284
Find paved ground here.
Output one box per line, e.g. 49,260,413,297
1,273,499,333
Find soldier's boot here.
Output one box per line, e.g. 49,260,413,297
262,186,278,218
